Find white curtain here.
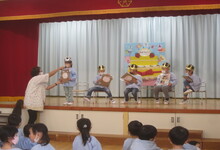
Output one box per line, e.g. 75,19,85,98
38,14,220,98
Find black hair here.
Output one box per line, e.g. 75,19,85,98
188,140,200,146
0,125,18,143
77,118,91,146
138,125,157,140
31,66,41,77
23,124,33,137
7,114,21,127
12,99,23,117
128,120,143,136
31,123,50,146
169,126,189,145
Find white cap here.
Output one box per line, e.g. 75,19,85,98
64,57,72,62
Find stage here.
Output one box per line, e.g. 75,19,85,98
1,97,220,114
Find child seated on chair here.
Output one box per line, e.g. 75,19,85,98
169,126,197,150
180,64,201,104
83,65,115,103
130,125,162,150
123,120,143,150
122,64,143,104
154,62,177,105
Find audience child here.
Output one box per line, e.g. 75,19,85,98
130,125,162,150
29,123,55,150
72,118,102,150
123,120,143,150
7,114,23,138
12,100,23,117
0,125,21,150
169,126,197,150
16,124,36,150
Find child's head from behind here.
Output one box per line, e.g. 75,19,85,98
128,120,143,136
8,114,21,127
169,126,189,146
29,123,50,146
138,125,157,141
15,99,23,108
77,118,91,145
23,124,33,138
0,125,19,146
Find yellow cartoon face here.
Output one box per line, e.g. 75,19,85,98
139,48,151,56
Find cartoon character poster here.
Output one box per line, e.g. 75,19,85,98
124,42,166,86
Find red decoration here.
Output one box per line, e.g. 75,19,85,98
149,53,155,58
137,69,161,76
135,53,141,58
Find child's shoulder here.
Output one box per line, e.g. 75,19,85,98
11,148,22,150
31,143,55,150
90,135,101,144
124,138,135,142
124,138,136,146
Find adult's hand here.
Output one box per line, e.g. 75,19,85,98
49,66,65,77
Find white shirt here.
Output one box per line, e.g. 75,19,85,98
24,74,49,111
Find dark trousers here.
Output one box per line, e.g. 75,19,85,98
124,88,139,101
183,80,194,96
86,86,113,99
28,109,38,124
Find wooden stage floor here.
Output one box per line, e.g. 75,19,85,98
1,97,220,114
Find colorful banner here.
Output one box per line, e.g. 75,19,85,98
124,42,166,86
